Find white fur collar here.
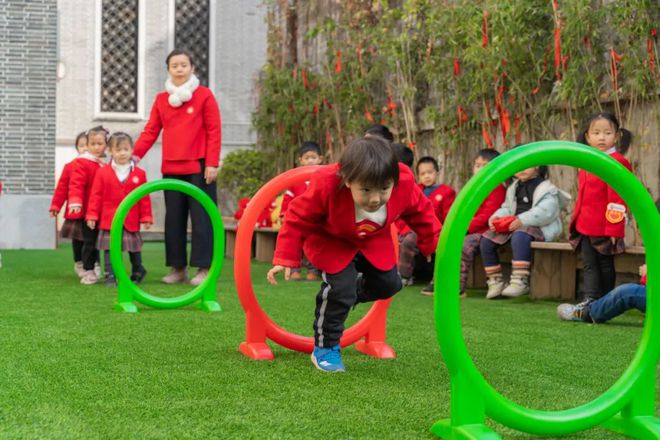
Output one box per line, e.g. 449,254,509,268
80,151,105,163
165,74,200,107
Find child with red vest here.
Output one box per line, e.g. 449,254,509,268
569,112,633,302
50,131,88,277
267,137,441,372
459,149,506,296
86,133,153,287
134,48,221,287
280,141,324,281
68,126,108,285
398,156,456,294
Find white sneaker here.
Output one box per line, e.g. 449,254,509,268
502,276,530,297
74,262,85,277
486,277,505,299
80,270,98,285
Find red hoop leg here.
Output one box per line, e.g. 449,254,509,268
239,309,274,360
353,298,396,359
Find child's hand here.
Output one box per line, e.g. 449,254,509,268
86,220,96,229
508,217,522,231
69,206,81,215
267,265,291,285
639,264,647,278
204,166,219,184
49,210,58,218
141,222,152,230
488,217,498,232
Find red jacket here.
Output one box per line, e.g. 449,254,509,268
68,155,104,219
234,197,273,228
273,163,441,274
50,160,77,219
281,181,308,215
86,164,153,232
468,184,507,234
422,183,456,224
134,86,221,175
570,151,632,238
641,274,647,286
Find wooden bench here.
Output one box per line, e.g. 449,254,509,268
223,218,279,262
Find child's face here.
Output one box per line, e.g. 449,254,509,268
168,54,194,86
87,133,107,158
585,118,618,152
417,162,438,187
515,167,539,182
76,137,87,154
472,156,489,175
111,140,133,165
346,180,394,213
298,151,323,166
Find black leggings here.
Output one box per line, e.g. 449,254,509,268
81,222,99,271
72,239,83,262
580,238,616,300
103,250,143,276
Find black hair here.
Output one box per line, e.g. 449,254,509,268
339,136,399,187
108,132,134,150
74,131,87,152
298,141,322,157
416,156,440,173
166,48,195,69
365,124,394,143
511,143,548,179
392,143,414,168
87,125,109,143
474,148,500,162
576,112,633,155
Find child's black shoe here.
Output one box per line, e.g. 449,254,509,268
130,266,147,284
104,274,117,288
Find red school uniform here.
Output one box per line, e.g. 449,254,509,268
50,160,78,219
85,164,153,232
273,163,441,274
133,86,221,175
280,181,308,215
570,150,632,238
422,183,456,224
68,154,104,219
467,184,506,234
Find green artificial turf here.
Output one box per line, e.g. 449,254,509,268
0,243,656,439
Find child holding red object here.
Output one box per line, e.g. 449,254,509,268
68,126,108,284
569,112,633,302
398,156,455,294
50,131,88,277
280,141,324,281
481,144,571,299
459,149,506,296
267,137,441,373
86,133,153,287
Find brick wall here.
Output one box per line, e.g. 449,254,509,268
0,0,57,195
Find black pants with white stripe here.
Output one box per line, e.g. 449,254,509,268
314,253,402,348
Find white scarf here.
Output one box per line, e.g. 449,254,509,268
165,74,200,107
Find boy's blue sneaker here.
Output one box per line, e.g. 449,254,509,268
311,345,345,372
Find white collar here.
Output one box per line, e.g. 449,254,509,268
165,74,200,107
605,146,617,155
80,151,104,163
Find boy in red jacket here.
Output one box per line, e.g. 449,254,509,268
267,137,441,372
86,133,153,287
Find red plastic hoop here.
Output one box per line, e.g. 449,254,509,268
234,167,397,360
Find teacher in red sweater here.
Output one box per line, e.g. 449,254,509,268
134,49,222,286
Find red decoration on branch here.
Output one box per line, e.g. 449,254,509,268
408,141,416,150
552,1,563,81
610,48,622,93
482,10,489,48
457,106,468,127
482,123,493,147
335,50,342,74
648,29,657,74
301,69,309,90
364,106,375,124
385,96,397,118
453,57,461,77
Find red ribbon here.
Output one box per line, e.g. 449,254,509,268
554,26,562,80
301,69,309,90
453,57,461,77
335,50,342,74
482,11,489,48
385,96,397,118
364,106,375,124
457,106,468,126
482,123,493,147
610,48,622,92
648,29,656,73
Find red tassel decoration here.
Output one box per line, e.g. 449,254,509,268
364,106,375,124
482,123,493,147
648,29,656,73
335,50,342,74
453,57,461,77
610,48,622,93
482,11,489,48
301,69,309,90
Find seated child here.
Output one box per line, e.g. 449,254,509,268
267,136,440,372
86,132,152,287
459,149,506,296
280,141,324,281
399,156,456,294
481,149,571,299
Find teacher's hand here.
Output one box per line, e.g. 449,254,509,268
204,166,218,184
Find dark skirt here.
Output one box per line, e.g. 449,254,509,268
60,219,84,241
568,228,625,256
96,229,143,252
482,225,545,245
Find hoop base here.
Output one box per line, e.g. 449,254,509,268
431,420,501,440
602,415,660,439
354,340,396,359
114,301,138,313
198,300,222,312
240,342,274,360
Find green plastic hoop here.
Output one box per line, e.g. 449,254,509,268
110,179,224,313
432,141,659,439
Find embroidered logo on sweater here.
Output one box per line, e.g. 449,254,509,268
187,106,194,114
435,194,443,202
356,219,381,237
605,202,626,224
132,176,140,184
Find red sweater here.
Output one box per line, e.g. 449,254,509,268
86,164,153,232
281,181,308,215
273,163,441,274
422,183,456,224
468,184,507,234
50,160,77,219
570,151,632,238
68,155,104,219
134,86,221,175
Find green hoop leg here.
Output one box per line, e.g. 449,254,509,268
431,141,659,439
110,179,224,313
